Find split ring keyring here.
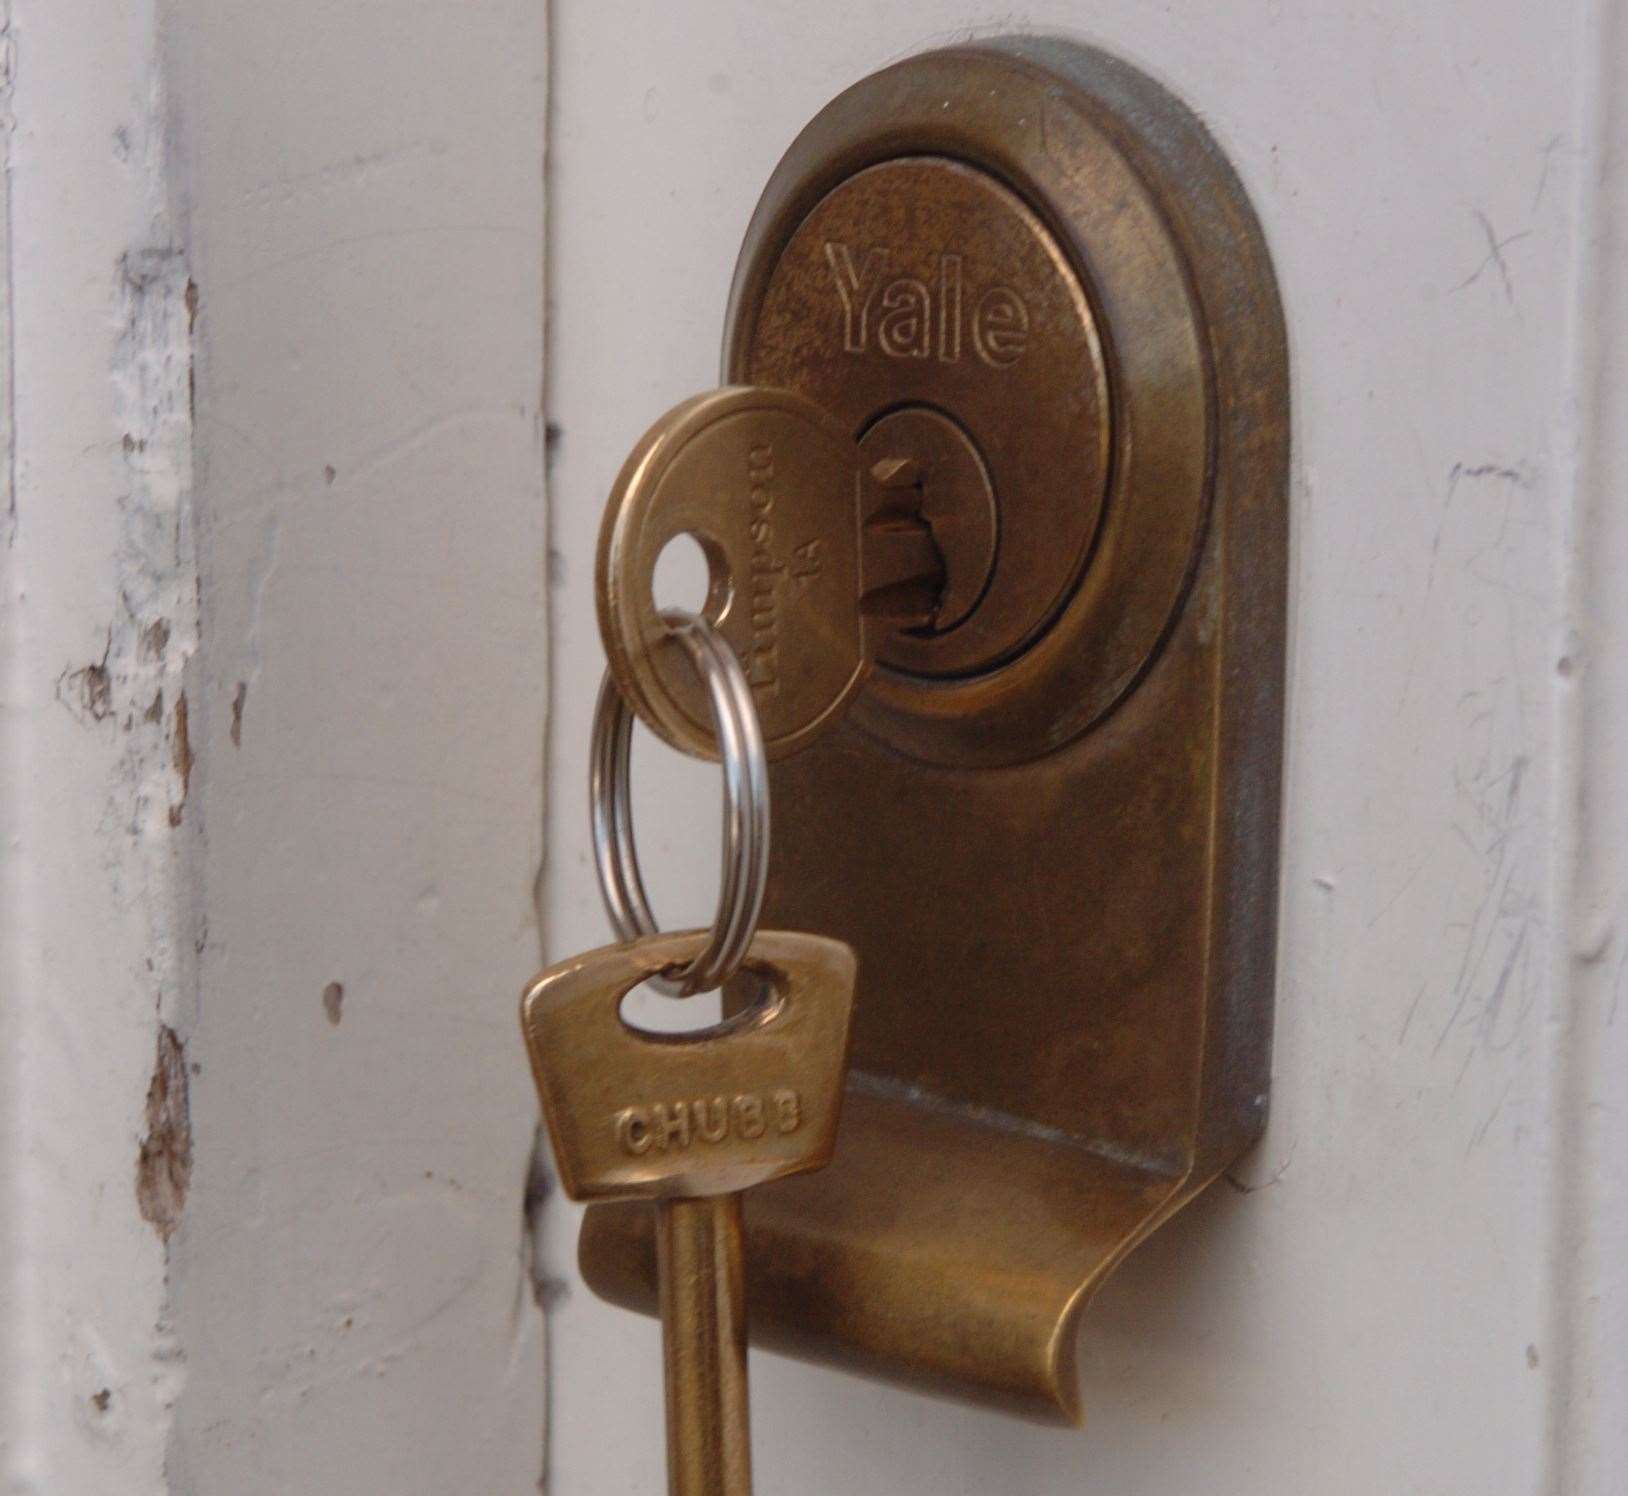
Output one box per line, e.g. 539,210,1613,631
589,607,770,996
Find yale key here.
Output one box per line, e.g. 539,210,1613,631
598,385,961,760
520,608,857,1496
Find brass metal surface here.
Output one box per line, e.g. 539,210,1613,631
596,387,869,762
520,928,857,1202
598,387,949,760
742,155,1110,689
658,1196,751,1496
525,930,854,1494
582,37,1289,1424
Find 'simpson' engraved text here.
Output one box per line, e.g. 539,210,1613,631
824,241,1029,368
745,442,783,697
614,1089,804,1155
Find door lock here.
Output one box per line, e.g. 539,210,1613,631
582,35,1289,1425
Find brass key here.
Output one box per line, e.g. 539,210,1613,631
521,928,856,1495
524,602,857,1494
597,385,958,761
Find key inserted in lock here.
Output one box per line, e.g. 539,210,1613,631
582,36,1289,1426
597,385,959,761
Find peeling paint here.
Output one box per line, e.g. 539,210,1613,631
139,617,170,661
167,691,190,827
5,2,207,1487
135,1027,193,1240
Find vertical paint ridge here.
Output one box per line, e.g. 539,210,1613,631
1545,0,1628,1488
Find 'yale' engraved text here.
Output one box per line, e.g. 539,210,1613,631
824,241,1030,367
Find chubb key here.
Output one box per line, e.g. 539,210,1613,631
521,928,855,1495
521,605,857,1496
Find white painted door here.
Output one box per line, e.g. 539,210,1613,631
2,1,547,1491
5,3,1625,1493
542,5,1627,1495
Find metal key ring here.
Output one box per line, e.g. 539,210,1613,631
589,608,769,996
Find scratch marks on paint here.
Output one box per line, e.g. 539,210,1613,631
1468,1077,1515,1152
1451,461,1536,488
1428,446,1548,1083
1371,428,1553,1160
1432,748,1542,1062
1530,133,1580,215
241,139,451,211
57,631,116,724
1450,138,1578,308
1451,209,1532,304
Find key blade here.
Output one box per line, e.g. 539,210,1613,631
657,1195,752,1496
859,453,948,630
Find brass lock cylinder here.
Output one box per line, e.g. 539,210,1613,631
748,156,1111,683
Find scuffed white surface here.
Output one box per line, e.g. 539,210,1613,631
1,0,198,1488
156,2,550,1491
544,4,1626,1494
5,1,549,1490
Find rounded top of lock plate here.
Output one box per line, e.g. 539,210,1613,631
596,386,866,761
724,42,1220,766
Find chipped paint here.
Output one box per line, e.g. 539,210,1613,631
167,691,190,826
2,0,201,1489
135,1027,193,1239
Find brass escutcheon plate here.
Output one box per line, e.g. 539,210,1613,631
581,37,1289,1424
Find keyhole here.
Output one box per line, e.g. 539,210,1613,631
652,531,731,622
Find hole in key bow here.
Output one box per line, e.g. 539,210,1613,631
652,530,732,624
618,965,778,1041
